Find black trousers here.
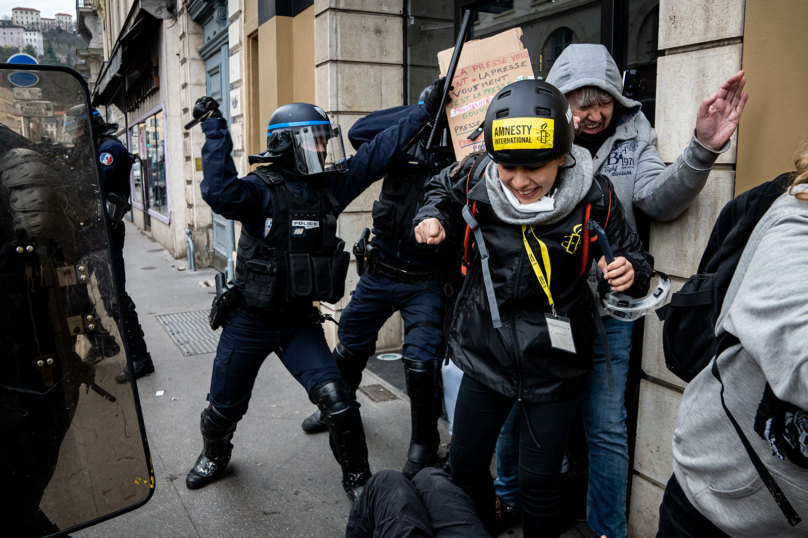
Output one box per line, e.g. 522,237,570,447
346,468,489,538
450,374,580,537
656,474,731,538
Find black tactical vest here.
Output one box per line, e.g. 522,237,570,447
371,141,452,249
234,167,350,311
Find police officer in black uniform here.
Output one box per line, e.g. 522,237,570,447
300,83,457,479
62,106,155,383
184,95,436,502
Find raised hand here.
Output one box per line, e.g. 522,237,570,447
192,96,222,121
695,70,748,152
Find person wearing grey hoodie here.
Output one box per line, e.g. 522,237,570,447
535,44,749,538
659,156,808,538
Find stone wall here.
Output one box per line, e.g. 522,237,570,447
177,0,215,268
627,1,746,535
314,0,405,351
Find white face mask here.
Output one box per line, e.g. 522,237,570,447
500,179,556,213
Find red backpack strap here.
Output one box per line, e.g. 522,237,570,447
580,203,592,276
580,175,613,276
462,155,490,273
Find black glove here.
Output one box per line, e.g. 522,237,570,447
423,77,449,117
192,96,222,121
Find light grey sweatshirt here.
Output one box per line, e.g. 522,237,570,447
672,186,808,538
547,44,729,228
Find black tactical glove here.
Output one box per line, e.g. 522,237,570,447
423,77,450,117
192,96,222,121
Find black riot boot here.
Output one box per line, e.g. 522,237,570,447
83,328,122,364
114,353,155,384
114,292,155,383
185,404,238,490
310,379,372,503
301,343,368,434
401,358,442,479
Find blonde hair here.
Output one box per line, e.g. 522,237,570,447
790,145,808,202
566,86,614,108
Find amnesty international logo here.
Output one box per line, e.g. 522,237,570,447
562,224,583,254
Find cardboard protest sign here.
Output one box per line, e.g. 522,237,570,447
438,28,534,161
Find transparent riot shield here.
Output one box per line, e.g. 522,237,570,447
0,65,154,536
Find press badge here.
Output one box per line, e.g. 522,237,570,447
545,314,577,354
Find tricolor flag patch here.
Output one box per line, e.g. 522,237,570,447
100,152,114,166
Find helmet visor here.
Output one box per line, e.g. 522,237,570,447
62,112,86,144
291,123,348,175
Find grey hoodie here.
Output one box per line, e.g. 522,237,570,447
672,186,808,537
547,44,728,228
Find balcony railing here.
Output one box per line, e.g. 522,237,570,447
77,0,96,8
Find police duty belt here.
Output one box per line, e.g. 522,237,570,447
371,258,442,284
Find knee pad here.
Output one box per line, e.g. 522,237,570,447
310,379,354,416
333,343,368,392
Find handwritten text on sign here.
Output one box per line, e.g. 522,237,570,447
444,49,533,159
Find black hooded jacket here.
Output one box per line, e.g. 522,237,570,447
414,153,653,402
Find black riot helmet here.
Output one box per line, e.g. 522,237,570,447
251,102,347,175
417,83,452,153
63,105,118,145
483,80,574,166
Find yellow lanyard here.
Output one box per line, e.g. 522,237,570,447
521,225,557,317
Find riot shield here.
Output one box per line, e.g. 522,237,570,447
0,65,154,536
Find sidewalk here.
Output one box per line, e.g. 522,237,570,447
75,221,593,538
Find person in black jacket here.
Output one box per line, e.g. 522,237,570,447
413,80,653,536
299,81,457,479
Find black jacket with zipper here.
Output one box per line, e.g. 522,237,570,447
415,153,653,403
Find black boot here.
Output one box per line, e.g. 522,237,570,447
186,405,238,490
114,292,153,383
310,380,372,503
301,343,368,434
84,328,121,364
401,358,442,479
301,409,328,434
114,353,155,384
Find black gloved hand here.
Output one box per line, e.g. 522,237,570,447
192,96,222,121
423,77,450,117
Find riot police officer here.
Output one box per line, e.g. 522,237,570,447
62,106,155,383
300,83,457,479
185,95,435,502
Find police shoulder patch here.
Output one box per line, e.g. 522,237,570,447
100,152,114,166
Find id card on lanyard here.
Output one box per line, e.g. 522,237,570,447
522,225,577,354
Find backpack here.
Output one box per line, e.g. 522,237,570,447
657,172,802,527
656,173,791,382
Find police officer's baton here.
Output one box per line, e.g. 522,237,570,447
425,10,471,152
184,109,218,131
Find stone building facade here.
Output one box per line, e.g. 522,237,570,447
11,7,40,30
0,21,26,49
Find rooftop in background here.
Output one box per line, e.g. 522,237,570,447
12,7,40,11
0,21,25,28
55,13,72,16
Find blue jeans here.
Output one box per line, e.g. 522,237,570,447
338,272,445,362
494,403,520,505
582,316,633,538
208,311,341,421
